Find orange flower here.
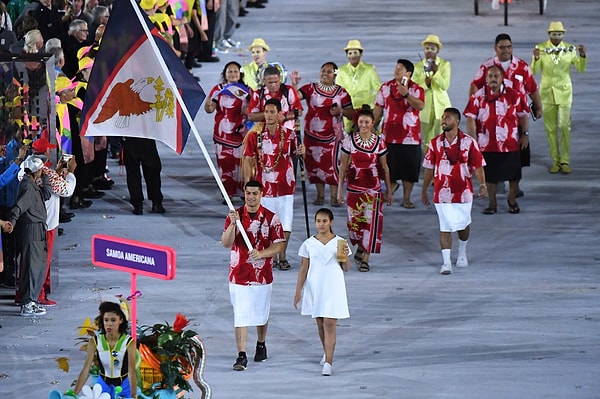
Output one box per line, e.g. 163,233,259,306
173,313,189,333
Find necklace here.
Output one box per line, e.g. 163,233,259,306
443,133,461,165
355,131,376,149
257,125,285,173
317,82,336,93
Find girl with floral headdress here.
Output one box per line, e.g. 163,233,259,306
74,297,137,399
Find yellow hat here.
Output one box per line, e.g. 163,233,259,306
56,76,78,93
248,38,270,52
78,57,94,72
547,21,566,32
140,0,157,10
157,0,168,7
421,34,443,50
344,39,363,51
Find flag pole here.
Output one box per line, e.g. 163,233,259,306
129,0,252,250
294,110,310,238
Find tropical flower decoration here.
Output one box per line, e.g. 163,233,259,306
78,383,111,399
138,313,199,392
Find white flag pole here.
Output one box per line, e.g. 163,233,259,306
130,0,252,250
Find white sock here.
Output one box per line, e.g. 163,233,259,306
441,249,451,265
458,239,468,258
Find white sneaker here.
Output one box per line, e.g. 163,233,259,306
219,38,233,49
20,301,47,317
322,362,332,376
456,256,469,268
225,38,241,48
320,354,326,366
440,264,452,275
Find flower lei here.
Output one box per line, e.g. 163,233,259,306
257,125,285,173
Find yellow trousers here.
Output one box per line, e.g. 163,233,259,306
542,102,572,165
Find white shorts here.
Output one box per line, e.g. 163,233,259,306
434,203,472,232
229,283,272,327
261,195,293,231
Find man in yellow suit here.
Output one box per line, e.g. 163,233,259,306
412,34,451,151
336,39,381,133
531,21,587,174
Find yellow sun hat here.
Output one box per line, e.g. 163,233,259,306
547,21,566,32
248,38,270,52
421,34,443,50
343,39,364,51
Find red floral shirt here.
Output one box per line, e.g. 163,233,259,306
471,55,539,97
243,125,297,197
224,205,285,285
247,84,303,130
375,80,425,145
422,131,485,203
463,85,530,152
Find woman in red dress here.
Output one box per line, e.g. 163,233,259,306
205,61,251,202
296,62,354,207
337,106,392,272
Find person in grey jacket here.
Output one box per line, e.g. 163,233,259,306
6,155,52,316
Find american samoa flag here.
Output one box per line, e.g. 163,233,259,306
80,0,205,154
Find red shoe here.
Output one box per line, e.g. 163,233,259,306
38,298,57,307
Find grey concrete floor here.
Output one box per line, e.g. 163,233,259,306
1,0,599,398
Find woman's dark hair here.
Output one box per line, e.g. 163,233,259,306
321,61,338,71
96,301,128,334
357,104,374,120
221,61,244,83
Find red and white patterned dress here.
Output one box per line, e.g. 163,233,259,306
299,83,352,185
463,85,530,153
247,84,303,131
243,125,297,197
422,131,486,204
375,80,425,145
224,205,285,285
340,132,388,254
208,83,250,197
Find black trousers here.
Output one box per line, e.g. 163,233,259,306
122,138,163,206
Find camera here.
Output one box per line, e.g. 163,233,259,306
401,76,408,86
424,58,435,73
61,153,73,163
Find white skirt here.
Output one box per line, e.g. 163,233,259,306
261,195,293,231
229,283,272,327
434,203,472,232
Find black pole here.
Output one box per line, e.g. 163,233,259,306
294,109,310,238
504,0,508,26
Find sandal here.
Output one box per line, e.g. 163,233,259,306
278,259,291,270
401,201,415,209
359,261,370,272
313,197,324,206
330,197,341,207
507,200,520,214
353,249,365,264
483,207,497,215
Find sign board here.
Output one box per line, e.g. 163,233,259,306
91,234,176,280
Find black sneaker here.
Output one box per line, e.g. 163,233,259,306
254,343,267,362
232,355,247,371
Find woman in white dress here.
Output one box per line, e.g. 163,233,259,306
294,208,351,376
